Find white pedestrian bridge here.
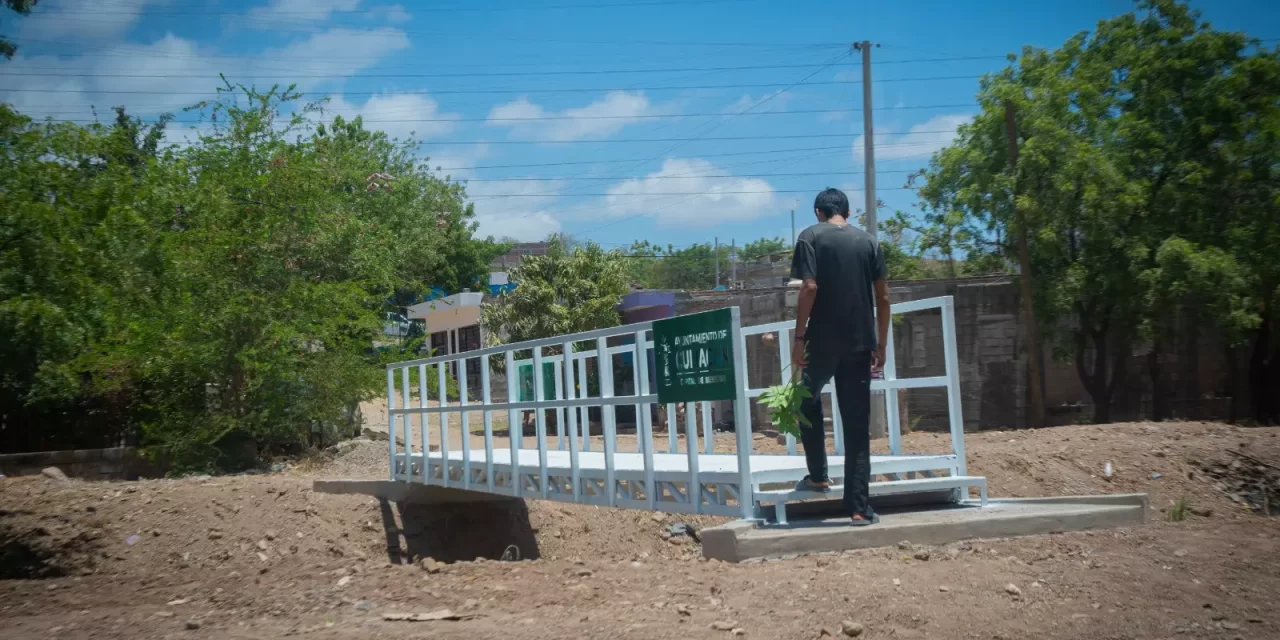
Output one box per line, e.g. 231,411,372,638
385,296,986,525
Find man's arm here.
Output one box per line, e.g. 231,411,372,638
789,233,817,370
873,278,891,368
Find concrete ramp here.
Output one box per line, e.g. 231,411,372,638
701,493,1148,563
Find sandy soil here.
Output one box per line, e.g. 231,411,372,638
2,421,1278,639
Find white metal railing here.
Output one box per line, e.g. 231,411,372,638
384,296,967,520
386,308,756,518
739,295,966,476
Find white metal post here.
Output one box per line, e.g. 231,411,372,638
634,328,656,510
729,307,755,520
576,356,591,452
481,355,494,492
400,366,412,483
700,401,713,454
597,337,618,506
562,341,581,500
777,328,798,455
505,350,521,497
684,403,701,513
436,363,450,487
459,356,471,489
532,346,550,497
631,344,643,454
885,319,902,456
553,359,566,452
418,364,430,484
666,403,677,453
385,368,396,481
941,296,967,477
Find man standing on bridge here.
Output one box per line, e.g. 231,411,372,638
789,187,891,525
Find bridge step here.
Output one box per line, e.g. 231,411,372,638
755,475,988,525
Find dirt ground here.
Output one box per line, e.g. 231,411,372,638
3,421,1279,639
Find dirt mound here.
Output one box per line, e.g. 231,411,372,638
2,421,1279,638
1197,448,1279,515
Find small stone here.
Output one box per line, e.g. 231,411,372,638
1173,549,1188,558
419,557,443,574
167,598,190,606
207,530,223,540
840,620,864,637
711,621,737,631
265,530,278,541
1221,622,1241,631
676,604,691,616
1004,583,1022,597
651,513,666,523
354,601,372,611
257,540,269,551
912,550,931,561
336,576,352,588
256,552,269,563
732,629,746,636
1190,507,1213,518
155,611,175,618
892,578,901,587
938,586,950,593
41,467,69,481
185,620,201,630
820,629,835,638
896,541,913,551
1031,581,1042,589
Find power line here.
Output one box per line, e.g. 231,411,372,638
2,56,1002,78
40,0,767,16
467,187,911,199
0,75,984,96
13,103,978,122
461,170,913,183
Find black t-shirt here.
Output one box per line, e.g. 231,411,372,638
789,222,887,352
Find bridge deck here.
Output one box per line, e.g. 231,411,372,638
397,450,958,485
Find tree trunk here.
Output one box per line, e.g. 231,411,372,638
1149,340,1168,421
1250,315,1274,424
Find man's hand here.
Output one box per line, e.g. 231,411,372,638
871,346,886,371
791,336,807,373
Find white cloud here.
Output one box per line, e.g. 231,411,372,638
374,4,412,23
0,27,411,121
466,178,565,242
852,113,972,162
486,91,664,141
18,0,169,42
325,92,459,141
243,0,360,30
592,158,778,228
723,91,793,114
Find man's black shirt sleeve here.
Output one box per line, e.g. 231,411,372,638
791,232,816,281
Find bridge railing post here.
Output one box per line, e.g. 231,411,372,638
635,328,657,510
418,364,430,484
730,307,754,520
596,336,618,507
386,368,396,482
941,296,967,477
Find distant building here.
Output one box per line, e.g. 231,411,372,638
491,242,550,271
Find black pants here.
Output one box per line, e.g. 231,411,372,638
798,342,872,517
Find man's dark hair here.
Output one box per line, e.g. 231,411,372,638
814,188,850,220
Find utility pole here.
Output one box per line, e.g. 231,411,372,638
855,40,877,237
1004,101,1046,428
714,237,720,289
730,239,737,286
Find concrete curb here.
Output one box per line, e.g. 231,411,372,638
702,494,1148,563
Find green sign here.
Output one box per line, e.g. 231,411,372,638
653,308,737,404
517,362,558,402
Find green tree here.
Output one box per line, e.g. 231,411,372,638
914,0,1275,423
740,237,788,261
482,234,629,344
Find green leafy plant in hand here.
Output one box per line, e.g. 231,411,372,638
759,347,812,438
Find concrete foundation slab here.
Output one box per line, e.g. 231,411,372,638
701,493,1148,563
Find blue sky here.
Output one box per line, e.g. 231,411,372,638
2,0,1276,249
